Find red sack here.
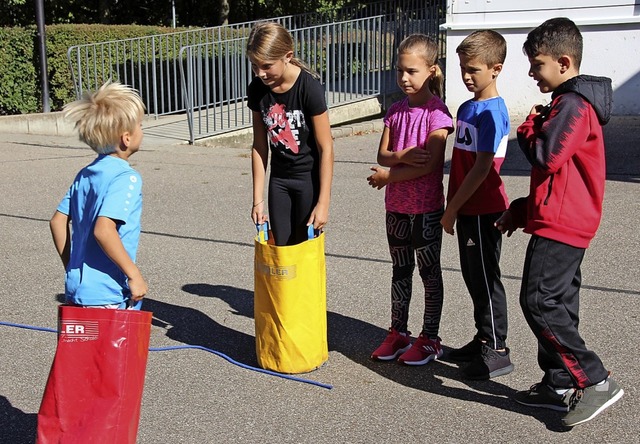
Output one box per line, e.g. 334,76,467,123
37,305,152,444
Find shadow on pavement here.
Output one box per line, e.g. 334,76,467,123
328,311,570,432
152,283,570,432
0,395,37,444
144,291,256,367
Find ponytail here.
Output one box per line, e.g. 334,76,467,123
429,64,444,98
398,33,443,98
290,57,321,81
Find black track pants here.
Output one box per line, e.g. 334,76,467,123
520,235,608,389
456,213,508,349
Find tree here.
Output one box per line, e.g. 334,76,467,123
0,0,376,27
219,0,229,24
97,0,111,24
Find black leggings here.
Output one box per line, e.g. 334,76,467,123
386,209,444,338
268,171,318,246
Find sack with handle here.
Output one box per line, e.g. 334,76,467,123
254,223,328,374
37,305,152,444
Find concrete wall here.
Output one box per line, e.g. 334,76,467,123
442,0,640,119
0,97,382,142
0,111,76,136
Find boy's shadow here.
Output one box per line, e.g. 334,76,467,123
144,287,256,366
0,395,37,444
150,283,567,432
327,311,568,432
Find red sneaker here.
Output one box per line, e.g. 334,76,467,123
398,335,443,366
371,328,411,361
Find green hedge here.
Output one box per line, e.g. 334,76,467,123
0,24,188,115
0,27,39,115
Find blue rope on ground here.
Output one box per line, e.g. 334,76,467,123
0,320,57,333
0,320,332,390
149,345,332,389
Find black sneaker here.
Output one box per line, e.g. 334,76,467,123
447,338,483,362
514,383,575,412
562,376,624,427
462,344,514,380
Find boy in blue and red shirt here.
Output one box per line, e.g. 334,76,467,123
442,30,513,380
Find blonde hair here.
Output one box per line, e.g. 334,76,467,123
64,81,146,154
398,34,444,98
456,30,507,67
246,22,319,79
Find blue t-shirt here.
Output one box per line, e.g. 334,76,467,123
57,155,143,305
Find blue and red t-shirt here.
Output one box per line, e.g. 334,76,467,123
448,96,510,215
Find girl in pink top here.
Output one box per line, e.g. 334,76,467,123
367,34,453,365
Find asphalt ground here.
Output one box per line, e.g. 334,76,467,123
0,116,638,443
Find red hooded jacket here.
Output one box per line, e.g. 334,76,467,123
510,75,612,248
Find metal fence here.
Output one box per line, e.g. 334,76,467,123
180,16,389,143
66,0,446,143
67,27,249,117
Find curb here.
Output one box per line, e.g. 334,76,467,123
195,118,385,148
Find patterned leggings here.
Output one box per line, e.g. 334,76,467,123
386,209,444,338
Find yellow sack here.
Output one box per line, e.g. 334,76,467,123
254,224,328,374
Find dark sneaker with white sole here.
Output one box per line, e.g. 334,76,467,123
562,376,624,427
462,344,514,380
447,338,483,362
514,383,575,412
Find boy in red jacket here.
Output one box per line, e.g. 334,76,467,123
495,17,623,427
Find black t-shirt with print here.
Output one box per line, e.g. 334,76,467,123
248,69,327,176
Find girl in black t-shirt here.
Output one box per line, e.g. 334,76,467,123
247,22,334,246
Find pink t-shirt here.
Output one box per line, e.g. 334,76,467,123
384,96,453,214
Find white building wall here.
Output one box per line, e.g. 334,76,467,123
442,0,640,118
